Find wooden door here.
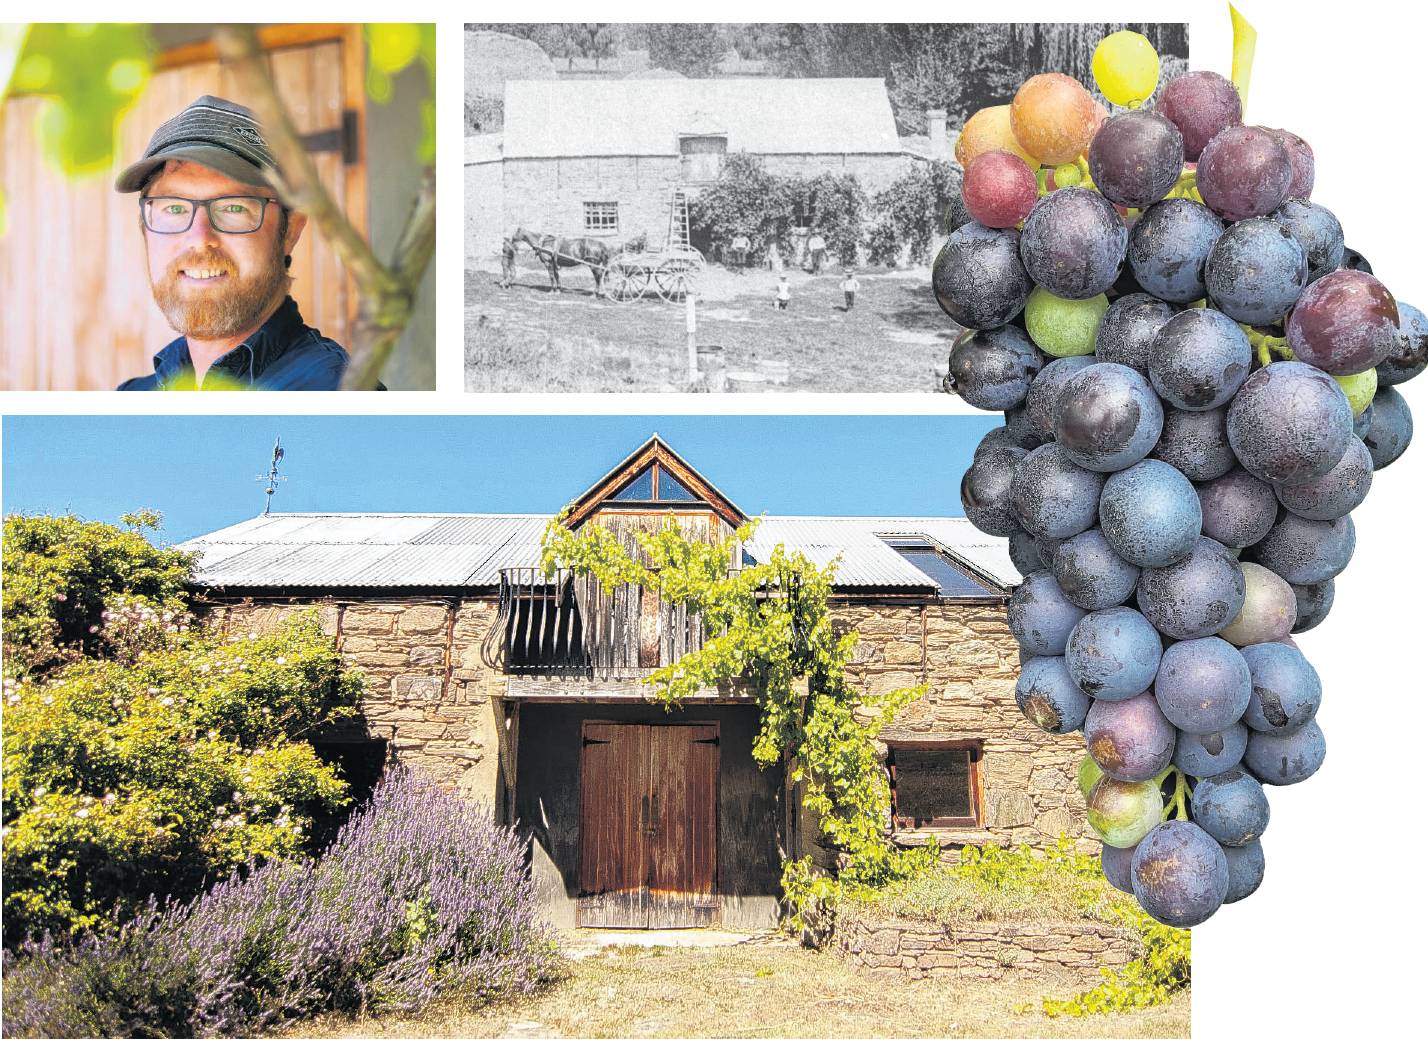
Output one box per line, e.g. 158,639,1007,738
579,721,719,928
0,26,366,389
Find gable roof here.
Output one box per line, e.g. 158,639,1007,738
500,78,903,159
179,513,1017,595
563,434,747,530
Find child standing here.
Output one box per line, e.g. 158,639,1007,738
775,275,791,311
842,272,860,310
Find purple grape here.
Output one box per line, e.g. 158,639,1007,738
1011,444,1106,539
1095,293,1177,373
1016,655,1092,734
1148,309,1253,410
1065,606,1163,701
1222,839,1265,903
1376,300,1428,386
1270,128,1315,198
1285,270,1400,376
974,424,1020,460
1243,718,1325,786
1053,363,1165,472
1024,355,1096,441
1126,198,1224,304
1247,512,1355,585
1151,406,1236,481
1203,218,1308,325
1099,459,1202,568
947,325,1043,410
1085,692,1176,782
1197,125,1293,221
1019,188,1128,300
933,222,1032,329
1156,71,1242,161
1190,769,1270,847
1173,723,1249,778
1289,580,1333,633
1052,528,1141,610
1008,528,1046,578
1352,399,1375,439
960,444,1027,536
1088,110,1185,208
1198,468,1279,553
1131,820,1229,927
1340,247,1373,274
1101,843,1136,894
1240,642,1322,735
1362,386,1414,469
1273,436,1372,521
1137,536,1247,639
1227,362,1353,484
1153,636,1252,734
1008,570,1088,655
1268,200,1343,283
1003,403,1048,449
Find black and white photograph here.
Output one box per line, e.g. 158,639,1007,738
465,22,1188,392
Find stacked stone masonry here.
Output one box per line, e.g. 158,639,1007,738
837,915,1142,984
205,595,1088,852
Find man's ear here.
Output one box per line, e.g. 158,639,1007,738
282,210,308,257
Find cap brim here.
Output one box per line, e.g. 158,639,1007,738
115,144,275,194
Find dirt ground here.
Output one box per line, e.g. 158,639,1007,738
286,939,1189,1039
464,258,956,393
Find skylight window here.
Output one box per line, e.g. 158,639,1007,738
882,537,996,598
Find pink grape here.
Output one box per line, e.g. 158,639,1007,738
1155,70,1242,161
1285,269,1401,376
962,150,1039,228
1197,125,1293,221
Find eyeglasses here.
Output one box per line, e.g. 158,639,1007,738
140,195,282,234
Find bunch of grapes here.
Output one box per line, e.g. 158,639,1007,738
942,32,1423,928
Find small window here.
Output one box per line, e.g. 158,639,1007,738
584,202,619,235
609,464,700,503
657,467,698,502
888,741,982,829
611,466,655,501
883,537,997,598
680,136,727,182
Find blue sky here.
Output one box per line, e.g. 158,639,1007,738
2,415,997,544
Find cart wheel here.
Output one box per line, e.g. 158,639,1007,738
654,261,696,303
608,262,648,303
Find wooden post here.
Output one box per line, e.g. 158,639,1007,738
686,292,701,389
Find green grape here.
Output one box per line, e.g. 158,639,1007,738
1078,754,1104,800
1024,286,1108,356
1335,367,1377,415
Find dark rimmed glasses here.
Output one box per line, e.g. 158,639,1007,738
140,195,282,234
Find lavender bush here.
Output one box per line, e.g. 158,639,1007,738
2,769,561,1038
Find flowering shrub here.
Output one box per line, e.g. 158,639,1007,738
2,512,361,945
865,160,963,266
2,770,562,1038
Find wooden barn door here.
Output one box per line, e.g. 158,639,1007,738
0,25,366,389
579,721,719,928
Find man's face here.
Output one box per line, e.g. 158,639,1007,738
142,160,306,339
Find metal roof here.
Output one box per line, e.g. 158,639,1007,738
500,78,903,159
181,513,1016,595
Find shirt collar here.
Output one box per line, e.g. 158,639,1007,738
150,296,306,387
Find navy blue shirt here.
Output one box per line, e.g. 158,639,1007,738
118,297,349,390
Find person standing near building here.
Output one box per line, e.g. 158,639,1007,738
775,275,791,311
729,232,750,274
807,231,826,275
842,271,861,311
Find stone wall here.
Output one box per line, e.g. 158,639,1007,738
837,915,1141,984
837,602,1092,853
205,595,1085,853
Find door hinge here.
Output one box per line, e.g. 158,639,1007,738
300,109,359,165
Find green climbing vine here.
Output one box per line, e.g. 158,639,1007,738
539,513,940,936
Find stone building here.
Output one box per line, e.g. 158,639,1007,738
465,78,910,263
183,437,1088,930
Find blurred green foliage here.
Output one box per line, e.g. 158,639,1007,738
364,23,437,165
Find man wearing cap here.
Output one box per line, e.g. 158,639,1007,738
116,95,349,390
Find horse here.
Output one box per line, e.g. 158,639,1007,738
509,227,611,298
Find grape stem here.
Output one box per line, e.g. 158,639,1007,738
1155,766,1191,821
1244,325,1297,368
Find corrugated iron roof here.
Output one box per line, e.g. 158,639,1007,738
181,513,1015,594
501,79,903,159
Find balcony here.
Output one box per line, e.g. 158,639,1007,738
482,567,707,681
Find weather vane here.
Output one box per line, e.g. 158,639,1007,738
257,436,287,515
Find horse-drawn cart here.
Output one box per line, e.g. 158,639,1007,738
605,245,704,304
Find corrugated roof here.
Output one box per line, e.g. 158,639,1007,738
501,79,903,159
181,513,1015,594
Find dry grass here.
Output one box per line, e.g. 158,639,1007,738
283,942,1188,1039
464,262,954,393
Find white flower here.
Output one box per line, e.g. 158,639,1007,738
147,687,160,695
88,624,100,633
41,695,53,706
248,633,259,641
274,657,287,666
75,808,90,819
160,696,174,707
102,793,117,806
32,786,47,798
199,664,211,673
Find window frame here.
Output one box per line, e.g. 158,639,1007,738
583,201,619,235
880,535,1002,599
886,738,985,831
